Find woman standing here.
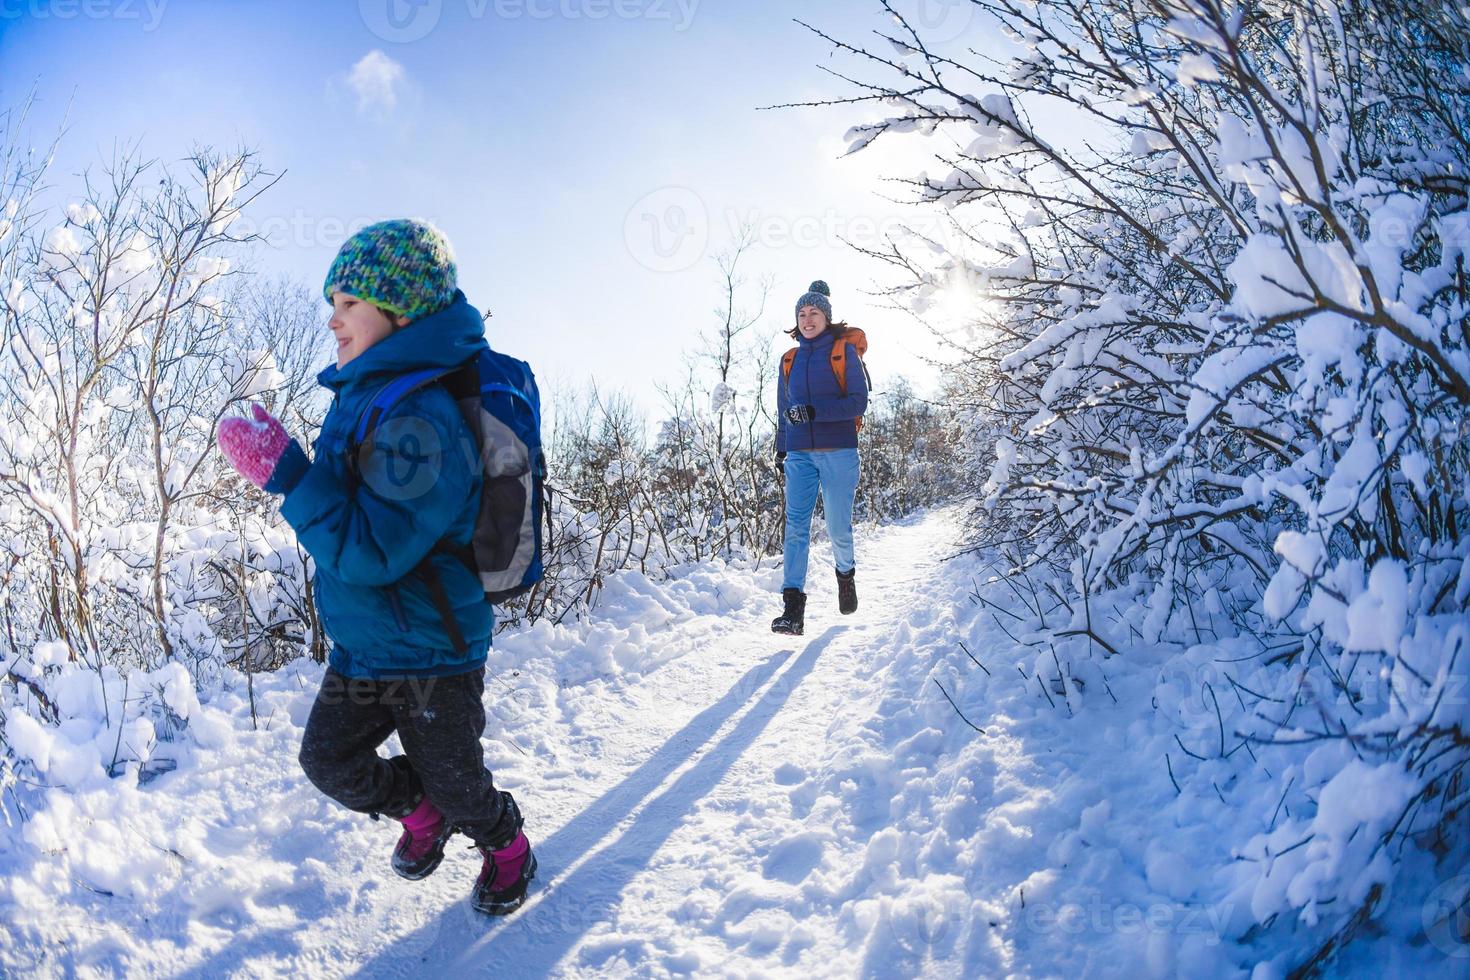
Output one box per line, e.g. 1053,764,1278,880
772,280,869,636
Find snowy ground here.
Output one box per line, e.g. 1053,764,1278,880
1,505,1463,977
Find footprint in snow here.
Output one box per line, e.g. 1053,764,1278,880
773,762,805,786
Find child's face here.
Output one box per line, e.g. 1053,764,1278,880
329,292,403,367
796,305,828,340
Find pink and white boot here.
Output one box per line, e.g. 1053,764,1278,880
470,793,537,915
392,796,453,881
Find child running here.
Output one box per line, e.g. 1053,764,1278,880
216,219,536,915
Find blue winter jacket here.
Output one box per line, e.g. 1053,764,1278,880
267,292,493,679
776,327,869,452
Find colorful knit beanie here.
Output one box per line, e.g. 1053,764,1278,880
322,219,458,322
794,280,833,324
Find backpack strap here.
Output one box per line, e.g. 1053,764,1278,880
353,366,459,446
781,348,798,403
413,555,468,655
347,365,460,493
480,381,541,429
346,361,478,654
831,329,870,434
830,342,849,397
781,348,797,377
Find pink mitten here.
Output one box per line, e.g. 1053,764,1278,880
218,404,296,490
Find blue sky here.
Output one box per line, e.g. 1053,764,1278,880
1,0,996,421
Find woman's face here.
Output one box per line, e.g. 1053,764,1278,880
329,292,405,367
796,305,828,340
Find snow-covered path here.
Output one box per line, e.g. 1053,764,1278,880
353,508,963,978
3,507,992,979
9,504,1443,978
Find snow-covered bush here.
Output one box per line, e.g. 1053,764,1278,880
3,651,213,792
0,146,296,670
0,140,333,801
651,233,786,565
855,374,968,523
805,0,1470,967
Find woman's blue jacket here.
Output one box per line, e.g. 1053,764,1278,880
776,327,869,452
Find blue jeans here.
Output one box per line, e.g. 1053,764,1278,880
782,448,860,591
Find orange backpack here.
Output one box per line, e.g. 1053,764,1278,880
781,326,870,434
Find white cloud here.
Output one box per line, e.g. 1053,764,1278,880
346,50,406,118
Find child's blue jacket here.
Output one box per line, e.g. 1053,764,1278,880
268,292,492,679
776,327,869,452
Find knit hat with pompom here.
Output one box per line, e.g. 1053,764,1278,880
794,279,832,324
323,219,458,322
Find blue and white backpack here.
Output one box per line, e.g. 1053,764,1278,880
349,346,547,648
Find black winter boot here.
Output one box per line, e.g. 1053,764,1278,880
391,795,454,881
470,792,537,916
771,588,806,635
377,756,453,881
836,568,857,615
